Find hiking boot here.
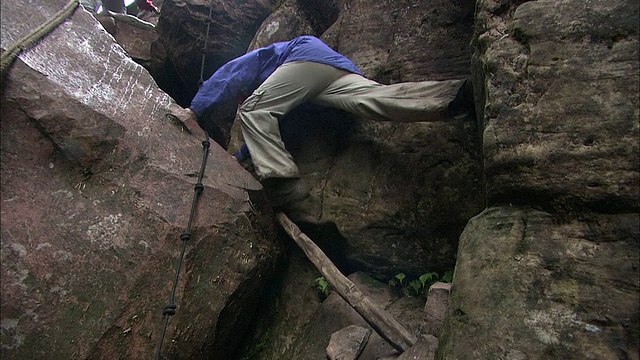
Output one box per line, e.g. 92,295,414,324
262,177,310,210
447,78,476,120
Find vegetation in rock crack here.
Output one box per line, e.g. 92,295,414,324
389,270,454,297
314,276,331,298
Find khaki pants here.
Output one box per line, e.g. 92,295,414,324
238,61,464,180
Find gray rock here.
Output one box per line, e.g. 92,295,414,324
326,325,371,360
477,0,639,212
438,207,640,359
396,334,438,360
248,0,340,49
423,282,452,337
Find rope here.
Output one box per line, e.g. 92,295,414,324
2,0,212,357
0,0,80,77
154,136,210,360
198,2,215,87
155,1,215,358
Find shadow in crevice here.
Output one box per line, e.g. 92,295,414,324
279,103,361,160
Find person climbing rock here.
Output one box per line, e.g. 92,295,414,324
101,0,127,13
169,35,475,209
134,0,159,13
80,0,102,12
80,0,159,14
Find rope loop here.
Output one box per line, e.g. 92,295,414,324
156,0,214,357
162,304,177,316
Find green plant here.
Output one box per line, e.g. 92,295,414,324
388,269,455,297
419,272,439,287
389,272,422,296
442,270,454,283
388,272,408,294
408,279,423,296
315,277,330,297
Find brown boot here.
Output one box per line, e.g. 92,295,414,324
262,177,310,210
447,79,475,120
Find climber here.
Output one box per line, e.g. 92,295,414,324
79,0,101,12
81,0,158,14
134,0,159,13
170,35,474,209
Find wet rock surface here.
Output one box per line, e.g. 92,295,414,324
439,207,639,359
1,0,637,358
1,1,274,358
435,0,639,357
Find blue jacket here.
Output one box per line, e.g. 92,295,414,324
190,35,362,117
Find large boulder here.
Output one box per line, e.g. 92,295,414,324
0,1,277,359
438,0,640,358
439,207,639,359
248,0,341,49
322,0,476,83
476,0,639,212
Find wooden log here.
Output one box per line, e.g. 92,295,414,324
276,212,417,352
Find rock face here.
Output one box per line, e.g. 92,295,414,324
318,0,481,277
153,0,274,107
437,0,640,358
477,0,639,212
239,271,426,360
322,0,476,83
0,1,277,359
2,0,637,358
439,207,639,359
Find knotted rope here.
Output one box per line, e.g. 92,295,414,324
155,1,215,358
0,0,79,77
155,136,210,360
